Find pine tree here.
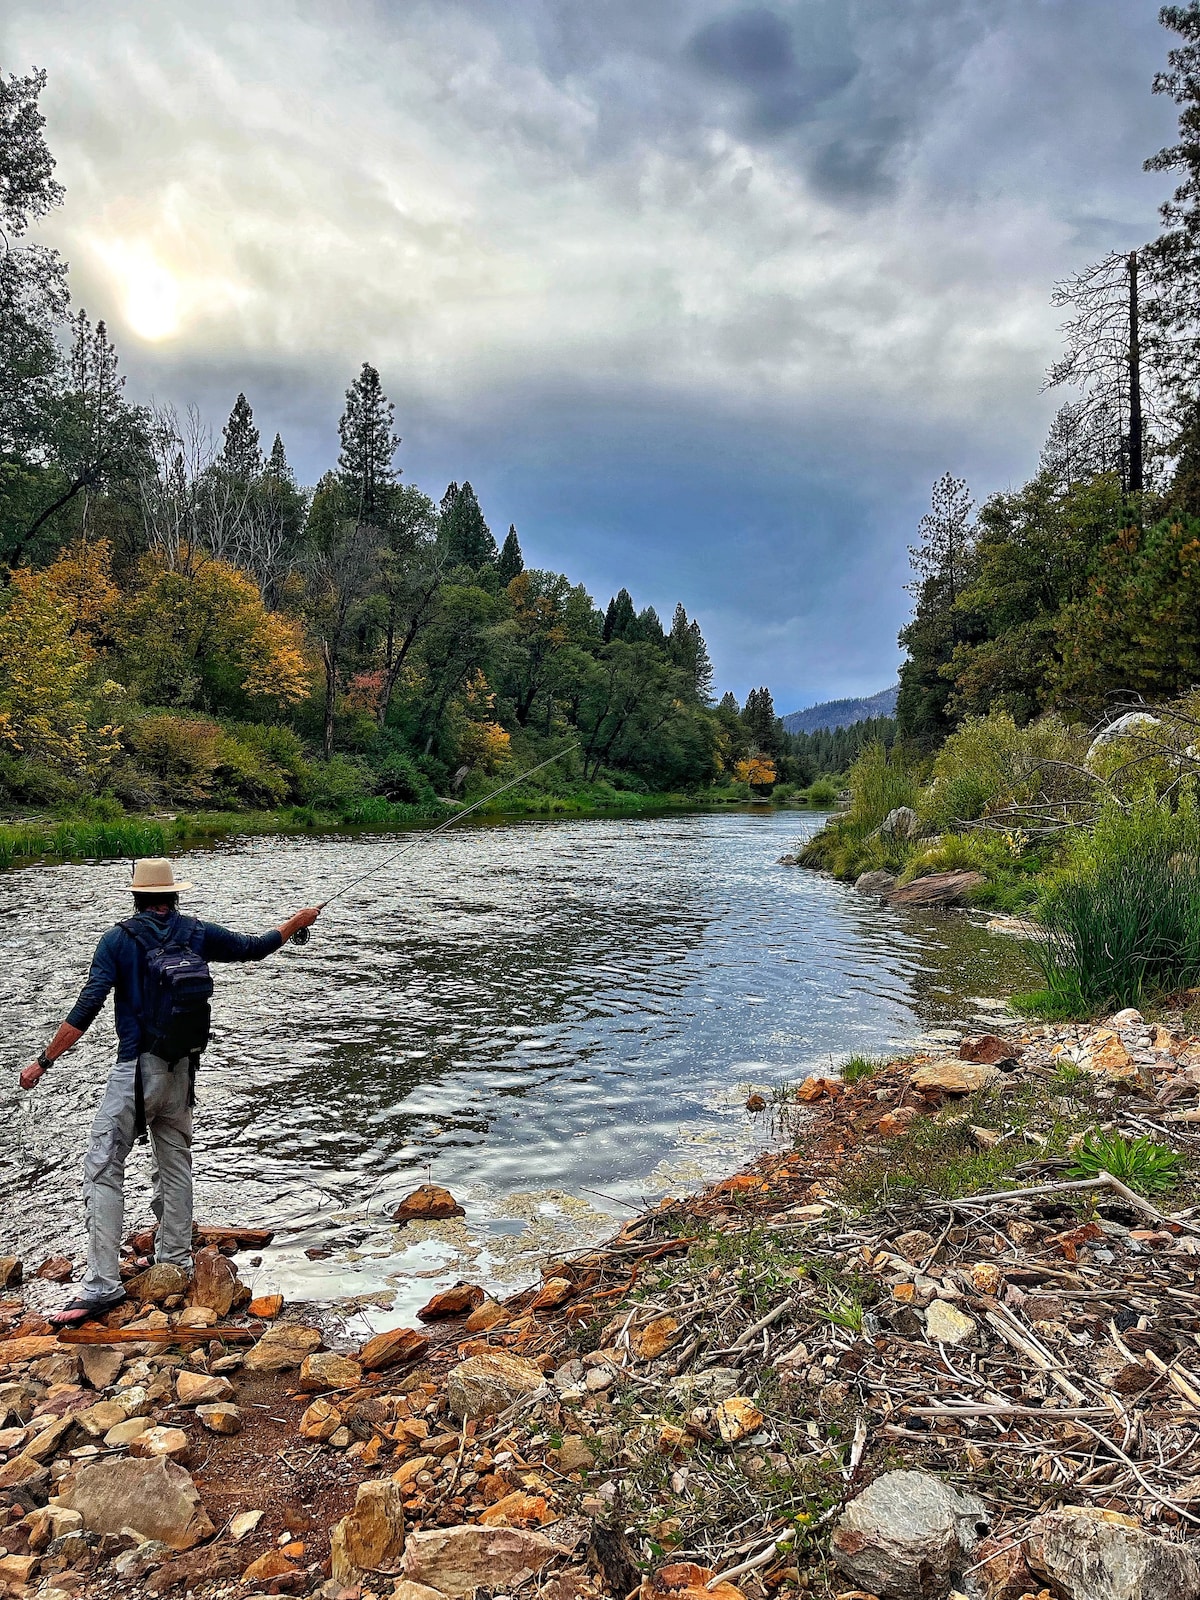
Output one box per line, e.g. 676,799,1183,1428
338,362,400,524
667,603,715,701
497,523,524,583
743,686,782,755
220,392,261,479
1145,3,1200,398
264,433,293,483
603,588,636,642
632,606,665,647
439,480,497,567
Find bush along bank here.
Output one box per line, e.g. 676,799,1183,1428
791,701,1200,1020
4,1003,1200,1598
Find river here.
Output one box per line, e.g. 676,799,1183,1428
0,809,1034,1328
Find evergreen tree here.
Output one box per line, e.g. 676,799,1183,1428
337,361,399,525
439,480,497,567
743,686,782,756
497,523,524,583
264,433,292,483
603,587,636,642
220,392,261,479
1145,3,1200,398
633,605,665,647
897,473,976,746
668,603,715,702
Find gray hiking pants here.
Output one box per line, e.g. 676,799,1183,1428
81,1053,193,1302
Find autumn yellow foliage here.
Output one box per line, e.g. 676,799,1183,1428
733,754,776,787
0,563,118,770
119,551,312,709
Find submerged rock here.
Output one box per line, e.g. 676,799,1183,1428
886,870,985,907
855,869,898,896
392,1184,465,1224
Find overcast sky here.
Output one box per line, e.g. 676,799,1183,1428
3,0,1180,710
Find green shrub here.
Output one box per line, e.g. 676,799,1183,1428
922,711,1090,832
805,776,839,807
127,715,223,805
798,742,921,879
1068,1131,1185,1197
1034,785,1200,1009
303,755,373,813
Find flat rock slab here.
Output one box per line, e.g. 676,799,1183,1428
61,1455,215,1549
886,870,985,907
243,1323,322,1373
910,1058,1002,1097
1026,1506,1200,1600
832,1469,989,1599
402,1524,563,1598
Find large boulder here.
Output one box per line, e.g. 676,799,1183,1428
910,1059,1002,1098
831,1469,989,1598
873,806,923,841
854,869,898,897
886,871,985,908
1087,712,1161,765
401,1525,562,1598
1025,1505,1200,1600
60,1456,215,1549
446,1352,545,1421
331,1479,407,1585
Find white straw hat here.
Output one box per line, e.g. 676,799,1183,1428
129,857,193,894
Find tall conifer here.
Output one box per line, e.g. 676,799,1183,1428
497,523,524,582
338,362,399,524
221,392,261,479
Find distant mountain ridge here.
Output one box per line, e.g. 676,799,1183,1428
781,685,898,735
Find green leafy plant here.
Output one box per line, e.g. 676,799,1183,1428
842,1055,885,1084
1067,1131,1185,1197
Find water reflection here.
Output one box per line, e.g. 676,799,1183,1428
0,810,1036,1312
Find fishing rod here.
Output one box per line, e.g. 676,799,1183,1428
292,742,578,943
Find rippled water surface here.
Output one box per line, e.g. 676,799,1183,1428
0,811,1035,1320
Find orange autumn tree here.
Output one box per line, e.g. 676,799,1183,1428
734,754,777,787
118,550,312,713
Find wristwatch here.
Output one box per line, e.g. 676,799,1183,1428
37,1051,53,1070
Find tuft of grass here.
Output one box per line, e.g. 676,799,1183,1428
841,1055,886,1085
1067,1131,1185,1198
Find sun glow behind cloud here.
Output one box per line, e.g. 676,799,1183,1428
3,0,1178,703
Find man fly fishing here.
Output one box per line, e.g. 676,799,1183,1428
19,858,321,1328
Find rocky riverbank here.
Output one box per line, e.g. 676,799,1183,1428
4,1005,1200,1600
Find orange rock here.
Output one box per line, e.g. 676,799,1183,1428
393,1453,433,1487
360,1325,430,1372
392,1184,465,1224
641,1561,746,1600
299,1399,342,1441
479,1490,555,1527
530,1278,574,1312
714,1396,764,1444
417,1284,487,1322
796,1076,843,1102
464,1299,507,1334
247,1293,284,1319
959,1033,1022,1066
282,1540,306,1559
745,1093,767,1112
633,1316,679,1360
242,1549,300,1585
877,1106,918,1138
0,1335,59,1367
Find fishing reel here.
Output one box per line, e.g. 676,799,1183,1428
293,925,311,946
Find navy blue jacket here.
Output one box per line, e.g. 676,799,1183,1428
66,909,283,1061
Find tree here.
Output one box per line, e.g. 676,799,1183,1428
440,481,497,568
497,523,524,582
575,641,688,780
1144,3,1200,399
497,569,571,725
742,685,782,757
118,551,310,713
375,483,443,726
897,473,976,745
338,362,399,524
0,69,70,506
1039,400,1123,490
602,588,636,642
0,566,109,772
303,472,382,756
667,603,715,702
1046,252,1163,495
220,393,262,480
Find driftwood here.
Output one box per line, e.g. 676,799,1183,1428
58,1322,266,1345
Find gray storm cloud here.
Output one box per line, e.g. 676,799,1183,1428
0,0,1179,706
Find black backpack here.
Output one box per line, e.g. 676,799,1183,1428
121,915,214,1062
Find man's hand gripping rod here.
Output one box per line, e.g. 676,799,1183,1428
291,744,578,944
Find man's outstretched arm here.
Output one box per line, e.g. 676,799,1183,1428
202,905,322,961
20,930,119,1090
20,1022,83,1090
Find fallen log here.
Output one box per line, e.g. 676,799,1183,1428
58,1322,266,1345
